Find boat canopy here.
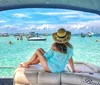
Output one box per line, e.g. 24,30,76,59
0,0,100,15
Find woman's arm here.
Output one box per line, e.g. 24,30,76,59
69,57,81,73
69,57,75,72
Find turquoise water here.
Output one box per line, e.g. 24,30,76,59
0,35,100,77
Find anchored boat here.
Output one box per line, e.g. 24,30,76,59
87,32,94,37
28,37,46,41
27,32,46,41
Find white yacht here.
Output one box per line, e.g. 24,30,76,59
87,32,95,37
27,32,46,41
28,37,46,41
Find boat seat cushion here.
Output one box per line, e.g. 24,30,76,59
14,65,61,84
67,61,100,73
14,63,100,85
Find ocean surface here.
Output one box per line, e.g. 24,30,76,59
0,35,100,77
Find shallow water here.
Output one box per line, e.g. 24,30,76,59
0,35,100,77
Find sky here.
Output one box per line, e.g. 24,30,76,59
0,8,100,34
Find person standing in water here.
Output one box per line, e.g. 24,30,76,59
20,28,80,73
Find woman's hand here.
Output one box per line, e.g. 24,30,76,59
69,57,82,73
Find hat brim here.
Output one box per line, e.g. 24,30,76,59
52,31,71,43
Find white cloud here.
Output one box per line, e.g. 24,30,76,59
59,14,100,21
59,15,77,20
25,24,56,30
28,25,36,30
0,24,20,33
70,24,86,29
67,20,100,33
61,15,77,19
0,25,19,29
79,14,100,19
36,24,56,30
0,20,7,23
38,11,81,16
24,20,48,24
13,13,31,18
0,20,100,34
23,24,68,33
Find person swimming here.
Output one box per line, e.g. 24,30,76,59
96,40,99,42
20,36,23,40
8,41,12,44
17,37,19,40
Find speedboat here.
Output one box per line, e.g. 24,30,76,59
87,32,94,37
13,33,20,36
28,32,46,41
28,37,46,41
0,0,100,85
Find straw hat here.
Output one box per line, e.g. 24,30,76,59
52,28,71,43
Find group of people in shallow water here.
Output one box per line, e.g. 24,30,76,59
8,35,23,45
16,36,23,40
20,28,80,73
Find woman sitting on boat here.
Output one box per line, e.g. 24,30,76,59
20,28,79,73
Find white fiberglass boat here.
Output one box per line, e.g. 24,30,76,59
28,37,46,41
14,61,100,85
